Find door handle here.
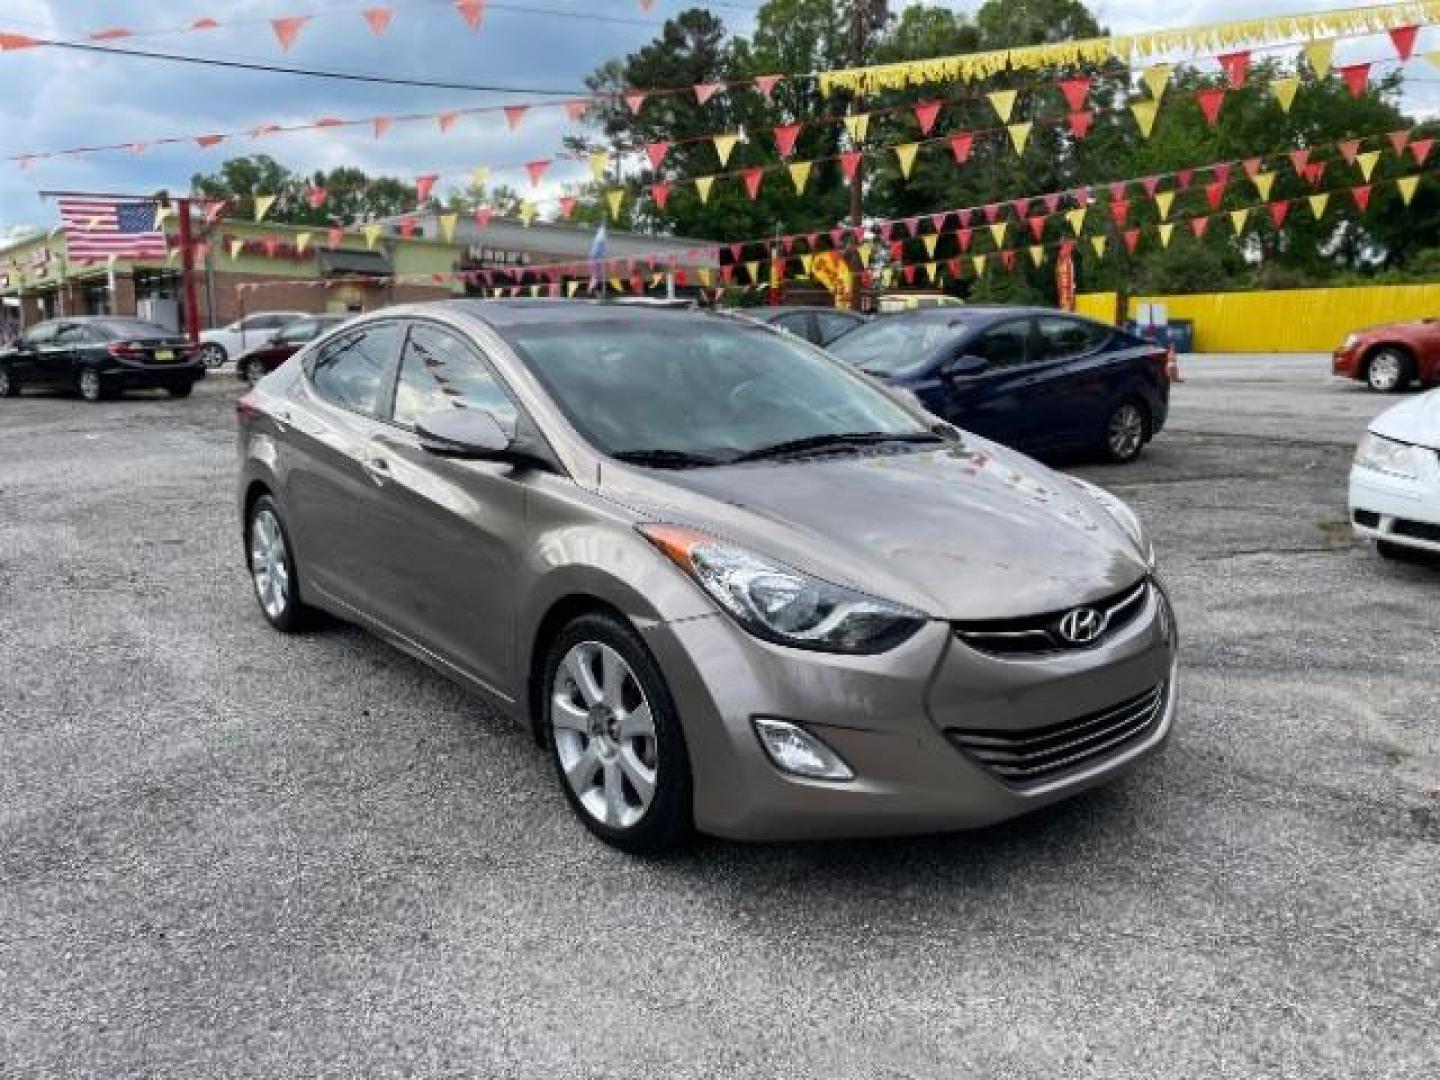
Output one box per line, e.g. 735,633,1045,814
364,455,391,484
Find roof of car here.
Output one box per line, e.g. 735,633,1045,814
755,306,865,318
430,298,737,330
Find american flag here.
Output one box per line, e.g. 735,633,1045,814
58,197,169,260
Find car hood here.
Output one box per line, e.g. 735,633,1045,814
1369,387,1440,449
598,438,1149,620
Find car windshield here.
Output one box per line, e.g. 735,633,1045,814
93,319,174,340
828,316,969,377
507,317,930,463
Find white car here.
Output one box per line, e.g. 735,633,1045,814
197,311,307,368
1349,388,1440,559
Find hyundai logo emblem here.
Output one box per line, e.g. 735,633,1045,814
1056,607,1105,646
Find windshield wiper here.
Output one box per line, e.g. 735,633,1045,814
611,449,726,469
733,430,944,462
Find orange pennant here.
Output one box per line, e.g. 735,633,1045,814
456,0,485,30
362,8,394,36
271,16,309,51
438,111,458,133
503,105,526,130
373,116,392,138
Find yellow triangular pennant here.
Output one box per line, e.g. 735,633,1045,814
922,234,938,258
1141,63,1172,100
923,261,937,284
566,279,580,298
1396,176,1420,206
1308,193,1330,218
363,223,382,250
1130,100,1159,138
471,166,490,187
694,176,714,204
788,161,812,194
1230,208,1250,235
894,142,920,179
1154,191,1175,219
296,231,312,254
857,242,872,266
438,213,458,243
1304,39,1335,78
1007,122,1033,155
519,201,538,226
1356,150,1381,182
1066,208,1087,235
988,221,1008,248
972,254,988,276
1090,235,1107,258
745,260,760,284
697,267,713,287
609,276,624,294
1252,171,1276,200
1158,222,1174,248
1028,245,1045,267
253,194,277,222
988,89,1018,123
229,239,245,260
843,114,870,143
1425,50,1440,71
712,134,738,166
1272,77,1299,113
606,189,625,220
798,253,814,275
588,151,609,183
529,285,541,298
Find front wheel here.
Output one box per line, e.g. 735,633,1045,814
1366,348,1412,393
77,367,109,402
247,494,310,632
1101,400,1148,464
544,613,693,854
198,343,227,369
241,357,266,384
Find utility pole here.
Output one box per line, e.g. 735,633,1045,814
846,0,867,229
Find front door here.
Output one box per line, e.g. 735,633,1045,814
932,317,1040,449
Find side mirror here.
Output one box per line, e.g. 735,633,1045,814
415,407,512,459
942,354,988,379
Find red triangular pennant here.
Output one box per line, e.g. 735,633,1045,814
1388,129,1411,155
271,16,309,51
415,174,439,201
839,151,862,183
372,116,392,138
1389,24,1419,60
1011,197,1030,220
1195,87,1225,126
1141,175,1161,198
1288,148,1311,176
503,105,526,130
1176,169,1195,190
362,8,393,36
400,217,418,238
474,207,493,229
956,228,973,252
754,74,781,97
456,0,485,30
1351,185,1372,211
1058,75,1092,111
1268,201,1290,229
1110,200,1130,227
565,100,589,122
930,213,947,232
557,197,576,219
1338,139,1361,164
913,100,943,135
949,132,974,163
195,134,225,148
307,187,327,209
1242,156,1263,178
1109,181,1127,201
1068,110,1094,138
694,82,721,105
1411,138,1434,165
1304,162,1327,187
625,91,647,115
1123,228,1141,254
650,182,671,210
1217,50,1251,88
438,111,458,133
1044,193,1061,214
1212,162,1232,186
1028,216,1046,241
327,227,344,247
1340,63,1371,98
999,250,1017,272
742,168,764,200
1205,181,1225,211
982,203,1000,224
524,160,549,186
644,141,670,171
904,216,920,238
1191,216,1210,239
773,123,802,158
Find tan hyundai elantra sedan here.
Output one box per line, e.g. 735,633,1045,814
238,301,1178,852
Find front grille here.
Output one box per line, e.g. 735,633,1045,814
1393,518,1440,543
952,578,1150,657
946,683,1166,787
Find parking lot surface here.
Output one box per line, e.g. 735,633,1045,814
1,360,1436,1079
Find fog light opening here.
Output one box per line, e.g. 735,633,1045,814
752,718,855,781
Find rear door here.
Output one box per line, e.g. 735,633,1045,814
45,323,91,385
1027,315,1117,451
359,320,530,694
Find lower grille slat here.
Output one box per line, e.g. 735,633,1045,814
947,682,1167,787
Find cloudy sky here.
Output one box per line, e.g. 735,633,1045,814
0,0,1427,238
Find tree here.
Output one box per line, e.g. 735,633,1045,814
190,155,426,225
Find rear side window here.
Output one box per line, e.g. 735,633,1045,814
391,323,518,430
772,312,816,342
308,323,400,416
816,311,860,344
23,322,59,346
55,325,97,345
969,320,1031,369
1036,315,1110,361
277,319,317,344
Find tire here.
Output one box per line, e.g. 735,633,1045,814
246,494,310,632
0,366,17,398
167,381,195,399
1366,348,1413,393
241,358,267,384
198,343,227,369
543,612,693,854
1101,399,1149,464
77,367,110,402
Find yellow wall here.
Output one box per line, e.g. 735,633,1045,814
1075,291,1120,325
1074,284,1440,352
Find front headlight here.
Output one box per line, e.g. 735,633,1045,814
1354,432,1418,479
1071,478,1156,568
639,524,926,654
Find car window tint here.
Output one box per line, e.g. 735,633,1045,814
828,316,969,376
278,320,316,344
815,311,860,343
1036,315,1109,361
392,324,518,430
308,323,399,416
23,322,59,346
773,312,814,341
54,325,93,345
970,320,1031,369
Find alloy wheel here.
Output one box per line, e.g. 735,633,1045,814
0,367,13,397
78,369,103,402
551,641,658,830
201,345,226,369
244,359,264,384
249,508,291,620
1107,403,1145,461
1367,351,1404,392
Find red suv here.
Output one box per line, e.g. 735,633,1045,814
1332,319,1440,392
237,314,350,384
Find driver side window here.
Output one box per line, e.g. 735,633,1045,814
390,323,519,431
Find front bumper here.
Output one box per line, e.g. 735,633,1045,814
1350,456,1440,555
643,582,1178,841
1333,346,1363,379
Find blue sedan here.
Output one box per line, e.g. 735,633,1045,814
829,306,1171,463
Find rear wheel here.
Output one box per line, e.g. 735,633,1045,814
247,495,310,632
241,357,267,384
0,366,17,398
198,343,227,369
1101,399,1148,464
77,367,109,402
544,613,693,854
1366,348,1413,393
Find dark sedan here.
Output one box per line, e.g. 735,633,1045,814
830,307,1170,463
749,306,867,347
237,313,350,384
0,317,202,402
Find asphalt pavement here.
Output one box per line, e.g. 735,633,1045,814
1,361,1436,1079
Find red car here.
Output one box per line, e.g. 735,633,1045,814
1332,320,1440,392
236,313,349,383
